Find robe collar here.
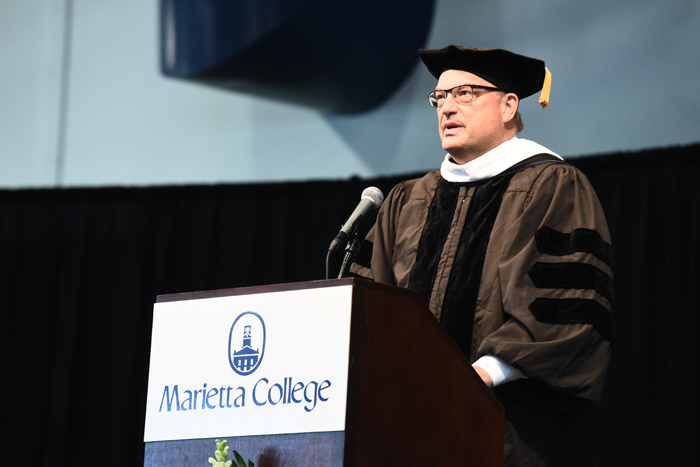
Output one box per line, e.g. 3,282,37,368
440,136,563,183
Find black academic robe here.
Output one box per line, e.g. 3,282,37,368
351,159,613,466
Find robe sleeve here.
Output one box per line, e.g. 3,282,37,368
349,180,410,283
478,163,613,402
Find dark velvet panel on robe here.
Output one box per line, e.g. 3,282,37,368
408,178,460,305
439,175,514,358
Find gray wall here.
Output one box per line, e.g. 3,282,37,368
1,0,698,188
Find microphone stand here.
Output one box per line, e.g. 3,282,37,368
337,234,361,279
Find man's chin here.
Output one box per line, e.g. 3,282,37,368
442,144,466,160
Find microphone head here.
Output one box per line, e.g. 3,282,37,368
361,186,384,209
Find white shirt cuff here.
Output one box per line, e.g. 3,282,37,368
473,355,526,387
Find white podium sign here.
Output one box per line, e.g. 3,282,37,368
143,284,353,442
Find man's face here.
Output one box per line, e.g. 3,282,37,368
436,69,511,164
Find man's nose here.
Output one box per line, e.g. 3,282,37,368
440,93,459,114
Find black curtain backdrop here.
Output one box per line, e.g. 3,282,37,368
2,143,699,466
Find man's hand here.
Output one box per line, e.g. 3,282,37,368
472,364,494,388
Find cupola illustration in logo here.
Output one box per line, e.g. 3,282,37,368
228,311,266,376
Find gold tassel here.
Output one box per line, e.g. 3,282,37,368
539,67,552,108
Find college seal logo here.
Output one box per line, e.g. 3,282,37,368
228,311,266,376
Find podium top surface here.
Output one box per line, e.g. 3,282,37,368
155,278,423,304
156,279,356,303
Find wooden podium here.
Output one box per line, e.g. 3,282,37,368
144,278,504,466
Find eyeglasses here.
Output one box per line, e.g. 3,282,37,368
428,84,503,108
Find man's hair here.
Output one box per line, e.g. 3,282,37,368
514,110,524,132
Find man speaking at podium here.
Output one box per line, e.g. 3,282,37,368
351,46,613,466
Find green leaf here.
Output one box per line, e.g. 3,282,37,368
233,450,247,467
208,457,216,466
215,451,224,461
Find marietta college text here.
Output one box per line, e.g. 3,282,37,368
159,377,332,413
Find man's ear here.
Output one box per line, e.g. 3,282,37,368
502,93,519,123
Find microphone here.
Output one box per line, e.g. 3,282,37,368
329,187,384,252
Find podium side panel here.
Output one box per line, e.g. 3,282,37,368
343,280,504,466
